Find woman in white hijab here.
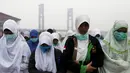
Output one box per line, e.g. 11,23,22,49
99,20,130,73
23,31,30,41
90,28,103,45
0,19,31,73
60,15,104,73
62,30,75,49
28,32,57,73
90,28,101,38
52,32,63,52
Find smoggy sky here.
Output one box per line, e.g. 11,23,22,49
0,0,130,31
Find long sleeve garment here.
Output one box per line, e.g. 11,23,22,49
60,35,104,73
28,49,62,73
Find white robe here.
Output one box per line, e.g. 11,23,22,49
35,32,57,73
52,32,63,52
99,20,130,73
0,19,31,73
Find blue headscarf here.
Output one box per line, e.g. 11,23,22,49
30,30,39,38
27,30,39,52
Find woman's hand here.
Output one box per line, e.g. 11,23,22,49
86,62,97,72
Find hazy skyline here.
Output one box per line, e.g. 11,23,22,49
0,0,130,31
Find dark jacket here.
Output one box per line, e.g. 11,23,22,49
28,48,62,73
60,35,104,73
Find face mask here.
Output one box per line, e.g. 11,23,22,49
30,38,38,42
114,31,127,41
75,33,88,41
40,46,51,53
53,43,58,46
5,34,16,41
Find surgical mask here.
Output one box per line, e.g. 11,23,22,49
30,38,38,42
5,34,16,41
40,46,51,53
53,43,58,46
114,31,127,41
75,33,88,41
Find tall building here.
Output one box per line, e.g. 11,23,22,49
67,8,73,31
39,4,44,31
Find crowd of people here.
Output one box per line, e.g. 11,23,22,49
0,15,130,73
